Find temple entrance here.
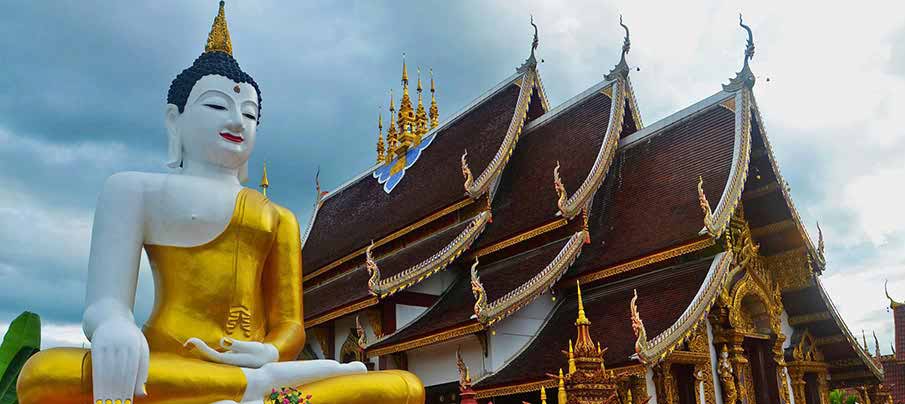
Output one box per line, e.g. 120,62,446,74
743,337,780,404
803,373,821,404
671,364,697,404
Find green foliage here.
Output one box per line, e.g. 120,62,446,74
845,395,857,404
830,389,844,404
0,312,41,404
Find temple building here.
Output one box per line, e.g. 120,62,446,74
877,285,905,404
298,15,888,404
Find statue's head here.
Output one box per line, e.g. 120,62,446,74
164,1,261,183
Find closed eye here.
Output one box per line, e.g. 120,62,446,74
204,104,227,111
243,113,256,120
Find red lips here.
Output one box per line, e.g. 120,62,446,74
220,132,244,143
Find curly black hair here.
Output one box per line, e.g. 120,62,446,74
167,51,262,124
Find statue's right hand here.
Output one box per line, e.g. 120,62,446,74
91,319,150,403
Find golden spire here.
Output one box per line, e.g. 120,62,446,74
376,111,385,164
415,67,428,142
260,161,269,197
397,54,417,153
429,68,439,129
387,90,398,157
567,339,576,374
557,369,567,403
540,386,547,404
576,280,590,326
205,1,233,56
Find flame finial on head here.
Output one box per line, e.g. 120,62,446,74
205,1,233,55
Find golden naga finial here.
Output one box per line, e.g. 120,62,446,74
817,221,826,262
539,386,547,404
873,330,881,358
259,161,269,197
885,280,903,309
553,161,569,216
365,241,381,297
470,258,487,320
376,110,385,164
698,176,718,237
630,289,649,360
355,315,367,350
575,280,590,326
205,1,233,55
429,68,439,129
461,150,474,193
456,346,472,389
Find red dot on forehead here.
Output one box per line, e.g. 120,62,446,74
233,85,241,94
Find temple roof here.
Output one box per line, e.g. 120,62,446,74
476,79,618,250
570,91,739,284
303,212,486,325
782,278,884,384
474,255,715,392
367,237,573,356
302,69,543,283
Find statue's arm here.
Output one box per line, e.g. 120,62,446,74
83,172,146,336
261,205,306,361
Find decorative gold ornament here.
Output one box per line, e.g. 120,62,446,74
429,68,439,129
697,176,718,238
630,289,649,358
364,241,380,297
470,258,487,320
456,346,472,389
205,1,233,55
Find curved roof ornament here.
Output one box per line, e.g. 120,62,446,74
517,15,540,72
886,280,903,309
723,13,757,92
605,15,632,81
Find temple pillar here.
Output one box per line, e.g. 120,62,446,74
689,324,717,404
630,375,649,404
655,363,680,404
816,372,829,404
773,334,790,404
727,333,753,404
787,368,805,404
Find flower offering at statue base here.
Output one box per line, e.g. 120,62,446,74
265,387,312,404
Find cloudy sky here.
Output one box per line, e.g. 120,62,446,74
1,1,903,351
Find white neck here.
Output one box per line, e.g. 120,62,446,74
180,158,241,185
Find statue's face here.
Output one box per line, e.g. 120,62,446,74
167,74,259,171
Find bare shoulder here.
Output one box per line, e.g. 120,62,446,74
98,171,167,203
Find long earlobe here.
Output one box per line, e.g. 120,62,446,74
165,105,182,169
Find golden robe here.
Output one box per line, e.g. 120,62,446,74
18,188,424,404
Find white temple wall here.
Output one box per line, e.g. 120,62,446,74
407,336,486,387
781,308,796,404
708,320,724,404
408,270,455,295
488,292,556,371
646,367,659,404
396,304,427,329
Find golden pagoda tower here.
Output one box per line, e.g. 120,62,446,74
386,90,398,158
547,281,620,403
415,67,428,143
429,68,439,129
397,55,417,155
259,161,269,197
376,111,385,164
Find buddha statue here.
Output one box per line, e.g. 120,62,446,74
16,3,424,404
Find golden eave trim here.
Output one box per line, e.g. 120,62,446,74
556,78,626,219
305,296,379,328
370,211,492,297
464,70,535,199
471,219,568,259
366,322,483,357
474,231,587,325
303,198,473,282
575,237,715,286
699,88,752,238
634,251,734,365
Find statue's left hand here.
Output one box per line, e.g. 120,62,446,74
184,337,279,368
